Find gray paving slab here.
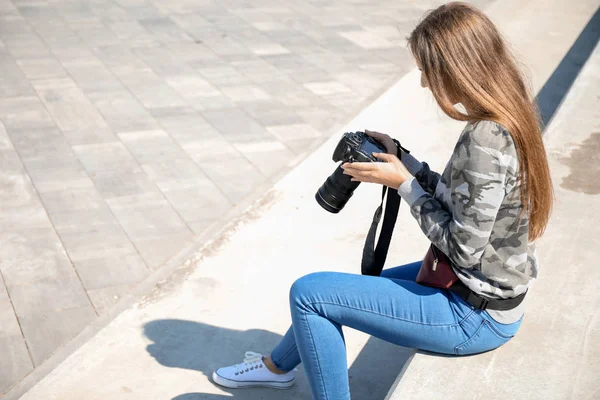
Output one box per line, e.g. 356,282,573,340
24,162,94,194
31,78,109,132
0,0,479,394
0,198,54,236
0,96,56,132
61,57,124,94
201,107,274,143
16,57,67,81
149,106,217,141
239,99,307,126
0,280,31,394
0,335,33,394
2,228,97,364
197,157,267,205
87,90,160,132
132,232,195,270
0,57,35,98
61,127,119,147
180,132,245,164
197,64,253,87
0,278,20,339
72,141,157,198
106,20,159,48
118,68,190,110
11,297,96,367
235,139,297,177
117,129,192,166
69,245,149,291
1,228,80,287
105,192,192,241
156,177,233,225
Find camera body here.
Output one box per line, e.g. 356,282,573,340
332,131,387,164
315,131,387,213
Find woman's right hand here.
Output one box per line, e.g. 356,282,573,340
365,130,397,155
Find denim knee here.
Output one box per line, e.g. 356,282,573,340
289,272,331,312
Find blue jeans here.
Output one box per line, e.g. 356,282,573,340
270,261,523,400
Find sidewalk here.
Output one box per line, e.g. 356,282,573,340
1,0,500,394
5,1,599,398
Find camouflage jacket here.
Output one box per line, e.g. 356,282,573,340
398,120,537,323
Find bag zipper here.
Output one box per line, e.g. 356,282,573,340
431,245,439,271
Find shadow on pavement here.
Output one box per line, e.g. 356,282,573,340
537,7,600,127
144,319,411,399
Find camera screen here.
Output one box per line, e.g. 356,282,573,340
361,139,385,159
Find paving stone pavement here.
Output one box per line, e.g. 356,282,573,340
0,0,495,394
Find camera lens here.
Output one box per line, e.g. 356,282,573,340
315,165,360,213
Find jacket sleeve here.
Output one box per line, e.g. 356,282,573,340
397,122,514,269
400,150,441,196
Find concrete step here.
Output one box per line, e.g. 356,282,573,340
386,1,600,399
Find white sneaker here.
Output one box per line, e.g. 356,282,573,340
212,351,296,389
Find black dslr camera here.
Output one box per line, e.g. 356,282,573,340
315,131,387,213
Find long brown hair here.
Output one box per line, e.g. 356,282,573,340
408,2,553,241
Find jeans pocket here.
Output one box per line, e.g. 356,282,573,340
454,319,514,356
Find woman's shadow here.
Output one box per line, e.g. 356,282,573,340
144,319,412,399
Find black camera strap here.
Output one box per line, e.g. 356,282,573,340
361,185,401,276
361,139,408,276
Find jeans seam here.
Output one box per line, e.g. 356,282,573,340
454,319,487,355
447,290,476,324
309,300,473,328
484,319,515,339
302,312,329,400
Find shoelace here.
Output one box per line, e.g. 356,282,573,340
234,351,265,375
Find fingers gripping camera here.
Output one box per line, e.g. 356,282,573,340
315,131,387,213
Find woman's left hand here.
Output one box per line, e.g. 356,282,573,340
341,153,413,190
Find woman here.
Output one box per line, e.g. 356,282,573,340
212,2,553,398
